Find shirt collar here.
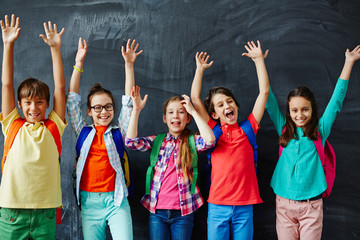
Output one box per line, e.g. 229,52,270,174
166,132,179,141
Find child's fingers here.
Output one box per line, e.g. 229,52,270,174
250,41,256,49
244,45,251,52
264,49,269,58
58,27,65,36
256,40,261,48
39,34,47,42
136,49,143,56
4,15,9,28
195,52,199,59
53,23,58,33
78,37,83,48
205,55,210,62
131,39,136,50
134,42,139,52
126,39,131,50
83,39,87,49
10,14,15,27
15,17,20,29
43,22,49,34
142,94,149,105
0,20,4,30
48,21,53,32
354,45,360,52
208,60,214,66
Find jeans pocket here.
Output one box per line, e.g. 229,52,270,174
43,209,55,220
0,208,18,223
310,199,323,210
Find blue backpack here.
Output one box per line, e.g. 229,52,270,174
206,119,258,188
75,126,134,197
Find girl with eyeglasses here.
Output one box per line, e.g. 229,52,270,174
66,37,143,240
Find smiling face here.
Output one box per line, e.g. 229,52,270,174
163,100,191,136
88,93,114,126
288,96,312,127
211,93,238,125
18,97,49,123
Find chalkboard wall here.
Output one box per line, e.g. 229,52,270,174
0,0,360,239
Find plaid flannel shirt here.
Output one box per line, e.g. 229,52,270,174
66,92,132,206
125,132,214,216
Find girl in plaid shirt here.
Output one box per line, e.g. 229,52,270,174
125,87,215,240
66,38,142,240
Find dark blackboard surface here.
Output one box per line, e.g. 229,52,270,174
0,0,360,239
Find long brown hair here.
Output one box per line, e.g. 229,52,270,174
280,86,319,147
163,96,193,182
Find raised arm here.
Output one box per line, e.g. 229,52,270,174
39,21,65,121
190,52,214,122
1,14,20,118
121,39,143,96
68,37,87,93
339,45,360,81
126,86,148,139
181,94,215,144
242,40,270,124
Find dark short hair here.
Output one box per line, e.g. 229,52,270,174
204,86,239,115
17,78,50,104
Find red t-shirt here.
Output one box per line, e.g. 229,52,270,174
207,113,262,205
80,126,116,192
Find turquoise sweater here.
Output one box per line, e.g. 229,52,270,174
265,79,348,200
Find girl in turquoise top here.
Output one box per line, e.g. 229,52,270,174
266,45,360,240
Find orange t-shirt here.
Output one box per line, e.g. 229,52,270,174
80,126,116,192
207,113,262,205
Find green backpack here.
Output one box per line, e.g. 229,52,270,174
145,133,198,195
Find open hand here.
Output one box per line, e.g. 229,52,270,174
75,37,87,67
0,14,21,44
181,94,196,116
345,45,360,63
39,21,65,48
130,85,148,111
195,52,214,70
242,40,269,61
121,39,143,64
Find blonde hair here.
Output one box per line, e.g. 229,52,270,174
163,96,193,182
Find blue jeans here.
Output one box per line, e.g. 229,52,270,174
80,191,132,240
149,209,194,240
208,203,253,240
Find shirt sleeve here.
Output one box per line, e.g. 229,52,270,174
318,78,349,142
125,135,156,152
194,135,215,152
247,113,260,135
265,87,286,136
48,110,68,137
118,95,133,142
66,92,86,138
0,108,20,136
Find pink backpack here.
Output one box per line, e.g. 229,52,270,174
279,131,336,198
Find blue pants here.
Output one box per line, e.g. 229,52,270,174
207,203,253,240
149,209,194,240
80,191,133,240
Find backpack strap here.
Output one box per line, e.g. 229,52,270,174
111,128,125,159
206,123,223,164
1,118,26,172
313,131,325,165
239,119,258,172
75,126,92,157
188,135,198,194
44,119,62,158
146,133,167,195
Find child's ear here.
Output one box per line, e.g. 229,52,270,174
163,114,167,124
88,109,92,117
18,100,22,109
186,114,191,124
211,112,219,120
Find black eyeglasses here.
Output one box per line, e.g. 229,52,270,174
90,104,114,113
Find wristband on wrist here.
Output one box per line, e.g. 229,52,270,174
73,65,84,72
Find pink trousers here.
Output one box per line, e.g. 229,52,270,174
275,195,323,240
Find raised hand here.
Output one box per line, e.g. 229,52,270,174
195,52,214,70
242,40,269,61
121,39,143,64
1,14,21,44
181,94,196,116
75,37,87,67
345,45,360,63
39,21,65,48
130,85,148,111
